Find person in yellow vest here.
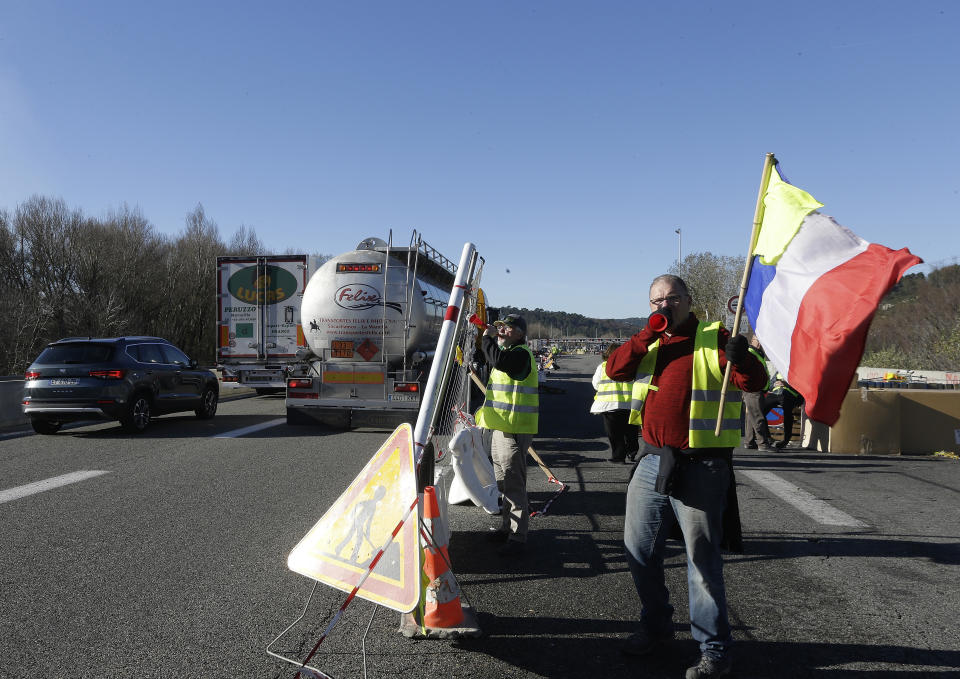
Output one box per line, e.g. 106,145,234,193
591,343,640,463
475,313,538,557
762,371,804,449
606,275,767,679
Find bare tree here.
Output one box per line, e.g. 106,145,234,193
226,224,265,256
165,204,223,363
673,252,745,323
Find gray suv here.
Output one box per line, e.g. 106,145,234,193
23,336,219,434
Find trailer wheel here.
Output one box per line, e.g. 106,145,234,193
286,407,309,425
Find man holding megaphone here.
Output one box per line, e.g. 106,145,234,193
605,274,767,679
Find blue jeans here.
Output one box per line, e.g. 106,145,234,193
624,449,732,660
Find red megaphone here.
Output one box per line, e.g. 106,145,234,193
648,308,672,333
468,313,486,328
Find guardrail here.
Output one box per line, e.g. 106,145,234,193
856,367,960,387
0,379,27,430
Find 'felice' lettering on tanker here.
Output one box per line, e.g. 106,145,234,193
335,284,382,310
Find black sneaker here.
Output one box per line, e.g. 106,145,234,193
620,625,674,656
685,654,732,678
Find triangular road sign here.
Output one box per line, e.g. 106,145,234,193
287,423,420,613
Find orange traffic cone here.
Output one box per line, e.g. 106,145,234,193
421,485,465,628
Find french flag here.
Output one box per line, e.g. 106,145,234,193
743,168,921,426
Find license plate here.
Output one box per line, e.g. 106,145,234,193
49,378,79,386
390,394,418,401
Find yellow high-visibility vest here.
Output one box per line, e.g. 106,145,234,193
476,345,539,434
594,361,632,406
627,322,742,448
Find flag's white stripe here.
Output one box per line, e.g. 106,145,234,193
754,213,869,380
0,470,110,504
741,469,867,527
214,417,285,438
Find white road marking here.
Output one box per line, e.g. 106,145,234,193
740,469,868,528
0,470,110,504
214,418,286,439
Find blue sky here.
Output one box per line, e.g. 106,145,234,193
1,1,957,319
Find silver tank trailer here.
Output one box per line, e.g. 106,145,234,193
299,240,449,367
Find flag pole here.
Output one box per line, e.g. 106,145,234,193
714,152,777,437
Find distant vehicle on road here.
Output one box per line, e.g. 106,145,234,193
22,336,219,434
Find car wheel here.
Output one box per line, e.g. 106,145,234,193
120,393,151,433
195,387,218,419
31,419,62,435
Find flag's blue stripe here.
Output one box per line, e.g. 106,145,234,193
774,160,792,185
744,255,776,329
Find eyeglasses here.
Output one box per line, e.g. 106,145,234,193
649,295,684,306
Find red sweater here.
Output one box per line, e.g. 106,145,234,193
605,315,767,450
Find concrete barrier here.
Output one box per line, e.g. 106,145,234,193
804,388,960,455
0,379,28,430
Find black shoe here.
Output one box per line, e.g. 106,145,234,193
685,654,732,678
620,625,674,656
758,442,776,452
775,440,790,449
497,540,525,556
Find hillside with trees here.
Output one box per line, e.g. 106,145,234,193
860,264,960,370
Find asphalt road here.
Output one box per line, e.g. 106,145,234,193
1,356,958,679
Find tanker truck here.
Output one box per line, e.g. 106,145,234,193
285,232,460,428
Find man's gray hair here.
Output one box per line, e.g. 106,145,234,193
649,274,690,296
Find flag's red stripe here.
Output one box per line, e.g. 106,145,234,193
788,243,921,425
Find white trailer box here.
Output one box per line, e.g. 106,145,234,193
217,255,321,391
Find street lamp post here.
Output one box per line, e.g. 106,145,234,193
675,227,682,270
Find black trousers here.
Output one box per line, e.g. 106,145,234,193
602,410,640,461
763,390,803,443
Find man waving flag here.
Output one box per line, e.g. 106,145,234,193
742,160,922,426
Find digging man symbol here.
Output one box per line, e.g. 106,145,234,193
335,485,388,565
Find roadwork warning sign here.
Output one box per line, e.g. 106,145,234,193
287,424,420,612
